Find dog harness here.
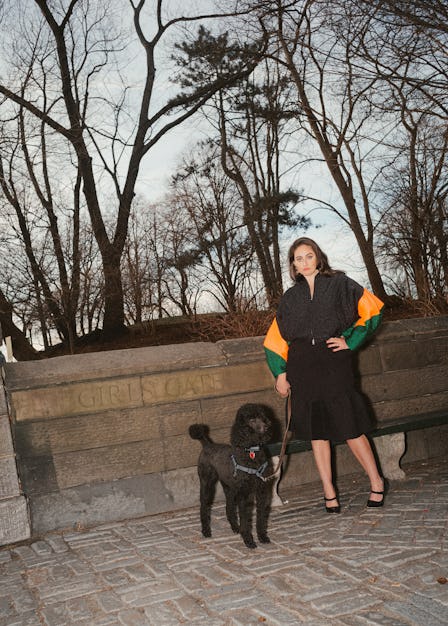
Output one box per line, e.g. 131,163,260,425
230,448,269,481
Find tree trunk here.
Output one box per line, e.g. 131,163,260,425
101,249,126,335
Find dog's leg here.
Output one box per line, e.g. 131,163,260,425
238,491,257,549
198,466,217,538
255,483,271,544
222,483,239,534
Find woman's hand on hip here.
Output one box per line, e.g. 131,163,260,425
326,336,349,351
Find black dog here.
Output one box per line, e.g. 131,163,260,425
189,403,274,549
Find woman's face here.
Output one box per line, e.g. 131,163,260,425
292,244,319,277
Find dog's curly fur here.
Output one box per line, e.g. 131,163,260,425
189,403,274,549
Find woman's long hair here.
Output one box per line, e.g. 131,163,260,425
287,237,340,280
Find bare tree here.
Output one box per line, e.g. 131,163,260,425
158,203,204,317
171,143,259,312
121,200,158,324
377,114,448,301
246,0,391,299
0,102,82,351
340,0,448,302
361,0,448,36
174,30,307,306
0,0,266,336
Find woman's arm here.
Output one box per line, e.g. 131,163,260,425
341,287,385,351
263,317,289,377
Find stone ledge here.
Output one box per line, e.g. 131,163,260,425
0,415,14,456
376,315,448,342
0,457,21,499
4,342,226,390
0,496,30,545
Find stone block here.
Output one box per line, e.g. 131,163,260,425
379,335,448,372
155,400,202,438
361,364,448,403
403,314,448,336
0,387,7,415
14,404,163,456
28,467,200,534
415,335,448,367
20,438,165,494
0,496,30,546
15,455,58,496
200,390,283,427
379,341,420,372
404,425,448,464
372,433,406,480
375,315,448,342
164,432,196,471
11,376,143,421
356,344,382,376
0,456,21,499
372,391,448,421
53,439,166,489
3,342,225,390
0,414,14,456
140,361,271,406
216,336,265,364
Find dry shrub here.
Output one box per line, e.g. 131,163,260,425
384,296,448,320
194,309,275,342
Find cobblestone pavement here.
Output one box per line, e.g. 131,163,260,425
1,457,447,626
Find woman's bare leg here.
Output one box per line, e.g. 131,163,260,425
347,434,384,503
311,439,338,505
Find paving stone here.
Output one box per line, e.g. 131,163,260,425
342,610,412,625
45,536,70,553
117,578,185,606
117,608,149,625
172,594,219,622
0,611,43,626
386,600,448,626
310,589,379,616
95,589,123,613
0,596,12,619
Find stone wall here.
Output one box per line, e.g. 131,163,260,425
0,367,31,545
3,315,448,537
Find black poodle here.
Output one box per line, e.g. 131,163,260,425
189,403,274,549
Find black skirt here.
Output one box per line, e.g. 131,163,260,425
286,339,374,441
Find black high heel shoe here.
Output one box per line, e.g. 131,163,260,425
367,479,388,508
324,496,341,514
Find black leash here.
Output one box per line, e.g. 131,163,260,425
263,390,292,481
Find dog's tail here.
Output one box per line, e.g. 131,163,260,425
188,423,212,443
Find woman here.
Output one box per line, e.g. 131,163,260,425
264,237,385,512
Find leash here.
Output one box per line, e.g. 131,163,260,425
263,390,292,482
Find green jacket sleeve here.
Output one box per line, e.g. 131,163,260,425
342,288,384,351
